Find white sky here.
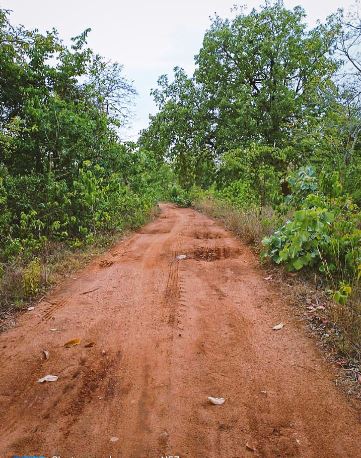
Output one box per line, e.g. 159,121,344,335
0,0,356,140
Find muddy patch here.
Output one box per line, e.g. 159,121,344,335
189,246,240,262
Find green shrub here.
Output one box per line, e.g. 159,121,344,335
263,206,335,271
169,185,191,207
263,167,361,301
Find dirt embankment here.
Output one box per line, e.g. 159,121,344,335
1,204,361,457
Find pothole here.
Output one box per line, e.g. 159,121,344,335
193,231,223,240
190,246,240,261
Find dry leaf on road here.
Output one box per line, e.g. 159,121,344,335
64,338,81,348
272,323,285,331
37,375,58,383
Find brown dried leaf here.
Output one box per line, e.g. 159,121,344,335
64,338,81,348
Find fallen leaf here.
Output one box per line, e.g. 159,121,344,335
208,396,225,405
64,338,81,348
84,342,95,348
176,254,187,260
272,323,285,331
110,437,119,442
246,443,256,452
37,374,58,383
43,350,49,360
27,307,35,311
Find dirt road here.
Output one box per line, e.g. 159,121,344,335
1,204,361,457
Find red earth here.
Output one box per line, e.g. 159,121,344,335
1,204,361,457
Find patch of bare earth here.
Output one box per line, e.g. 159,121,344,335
1,204,361,457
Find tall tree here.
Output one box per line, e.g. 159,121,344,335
195,2,339,148
141,2,341,188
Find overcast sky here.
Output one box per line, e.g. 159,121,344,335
0,0,356,139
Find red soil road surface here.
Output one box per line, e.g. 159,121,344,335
1,203,361,458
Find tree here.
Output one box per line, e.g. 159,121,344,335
141,2,341,188
88,56,136,125
0,9,136,177
195,1,339,148
140,67,215,189
334,4,361,162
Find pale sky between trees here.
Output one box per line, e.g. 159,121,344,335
1,0,356,139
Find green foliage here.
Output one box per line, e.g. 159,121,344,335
0,9,173,298
286,166,318,204
169,185,191,207
333,282,353,305
216,144,288,206
216,180,260,209
264,206,335,271
140,2,341,188
263,168,361,297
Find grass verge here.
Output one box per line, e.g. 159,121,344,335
193,197,279,246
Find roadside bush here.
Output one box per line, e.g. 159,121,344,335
263,167,361,301
169,184,191,207
0,154,171,314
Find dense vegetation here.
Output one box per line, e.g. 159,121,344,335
0,9,172,308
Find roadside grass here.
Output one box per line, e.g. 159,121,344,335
194,196,361,395
0,206,160,330
193,197,279,246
